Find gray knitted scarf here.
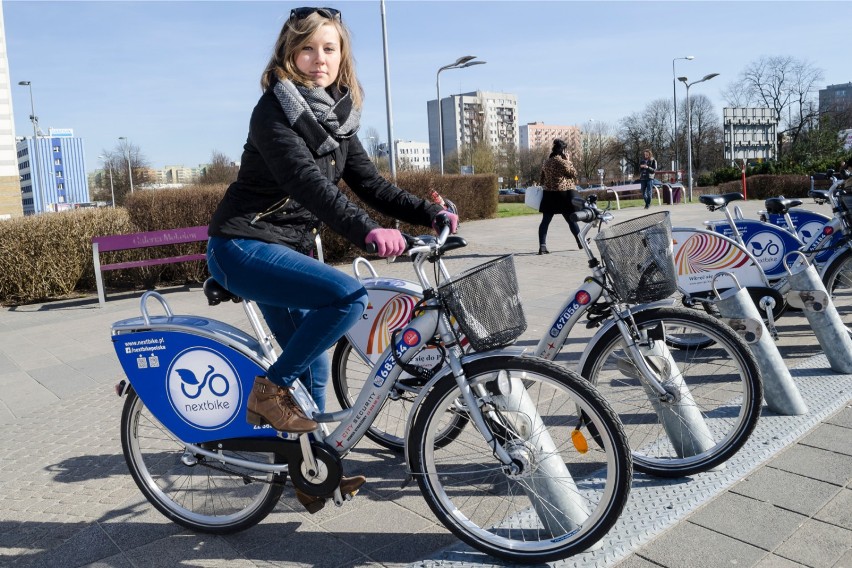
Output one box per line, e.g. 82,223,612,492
273,79,360,156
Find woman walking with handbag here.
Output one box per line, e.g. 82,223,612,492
537,139,581,254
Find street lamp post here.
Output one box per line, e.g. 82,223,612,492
118,137,134,194
435,56,486,175
678,73,720,202
672,56,694,177
98,155,116,207
17,81,46,213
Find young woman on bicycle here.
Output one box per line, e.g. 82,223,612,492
206,6,457,507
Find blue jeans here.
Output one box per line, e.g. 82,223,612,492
206,237,368,412
640,179,653,206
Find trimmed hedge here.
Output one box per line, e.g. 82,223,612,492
0,173,497,306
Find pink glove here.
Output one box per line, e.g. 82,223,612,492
365,228,406,257
432,211,459,234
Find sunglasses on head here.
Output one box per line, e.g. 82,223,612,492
290,7,341,21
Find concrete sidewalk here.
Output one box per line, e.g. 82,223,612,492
0,201,850,568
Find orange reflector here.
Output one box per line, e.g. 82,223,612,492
571,428,589,454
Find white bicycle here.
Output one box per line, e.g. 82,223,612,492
112,221,632,563
333,198,762,477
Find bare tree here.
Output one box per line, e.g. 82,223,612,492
576,120,615,184
688,94,725,173
103,141,150,205
363,127,381,163
723,55,824,153
200,150,238,185
519,146,549,187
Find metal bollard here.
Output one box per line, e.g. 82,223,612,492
616,343,716,460
712,273,807,416
785,253,852,373
492,375,596,543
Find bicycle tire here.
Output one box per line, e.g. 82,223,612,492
822,248,852,334
408,356,632,563
331,337,467,451
580,307,762,477
120,388,284,533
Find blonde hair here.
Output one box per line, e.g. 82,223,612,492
261,11,363,108
644,148,654,158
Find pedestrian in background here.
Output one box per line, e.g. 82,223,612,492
639,148,657,209
537,139,581,255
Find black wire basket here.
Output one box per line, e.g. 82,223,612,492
437,255,527,351
594,211,677,303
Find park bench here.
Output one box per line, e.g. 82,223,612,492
605,183,662,210
92,225,208,306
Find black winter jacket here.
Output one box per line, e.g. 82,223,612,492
209,88,443,253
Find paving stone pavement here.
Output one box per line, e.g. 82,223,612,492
0,200,850,568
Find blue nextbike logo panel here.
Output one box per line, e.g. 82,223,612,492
166,346,242,430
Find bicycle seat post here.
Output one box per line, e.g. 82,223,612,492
720,203,745,246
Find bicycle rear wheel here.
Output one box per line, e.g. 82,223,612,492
822,249,852,333
331,338,467,451
408,356,631,563
120,388,284,533
580,307,762,477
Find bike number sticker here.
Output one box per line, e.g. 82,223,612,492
166,346,242,430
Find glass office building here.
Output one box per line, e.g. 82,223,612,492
17,128,89,214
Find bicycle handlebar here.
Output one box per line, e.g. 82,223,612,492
364,226,451,257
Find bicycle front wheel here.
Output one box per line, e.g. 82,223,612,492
120,388,284,533
822,248,852,333
408,356,631,563
581,307,762,477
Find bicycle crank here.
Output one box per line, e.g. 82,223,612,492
288,441,342,497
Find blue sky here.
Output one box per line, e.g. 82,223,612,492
5,1,850,171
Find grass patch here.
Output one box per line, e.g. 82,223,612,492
498,202,539,218
497,199,649,218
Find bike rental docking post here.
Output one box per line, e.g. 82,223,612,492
616,325,717,460
785,252,852,373
712,273,807,416
490,374,597,544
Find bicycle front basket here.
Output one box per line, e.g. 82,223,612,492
437,255,527,351
594,211,677,303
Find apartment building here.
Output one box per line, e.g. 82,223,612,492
0,3,22,218
427,90,518,169
519,122,581,153
394,140,430,171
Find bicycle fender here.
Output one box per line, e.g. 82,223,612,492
344,277,424,365
673,227,770,293
817,245,852,280
402,346,528,469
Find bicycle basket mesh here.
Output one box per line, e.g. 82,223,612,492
594,211,677,303
437,255,527,351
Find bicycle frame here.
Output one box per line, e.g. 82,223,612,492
532,218,681,401
111,232,531,481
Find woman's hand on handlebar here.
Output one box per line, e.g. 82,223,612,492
365,228,406,258
433,211,459,234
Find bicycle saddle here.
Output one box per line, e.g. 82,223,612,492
203,278,242,305
699,192,744,209
809,189,830,202
764,197,803,215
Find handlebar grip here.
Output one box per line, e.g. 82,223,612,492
570,208,596,224
365,242,378,254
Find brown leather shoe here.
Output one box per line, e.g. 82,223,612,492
246,376,317,433
294,475,367,514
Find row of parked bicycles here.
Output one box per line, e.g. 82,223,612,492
109,170,852,563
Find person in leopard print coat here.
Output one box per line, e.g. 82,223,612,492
537,139,582,254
